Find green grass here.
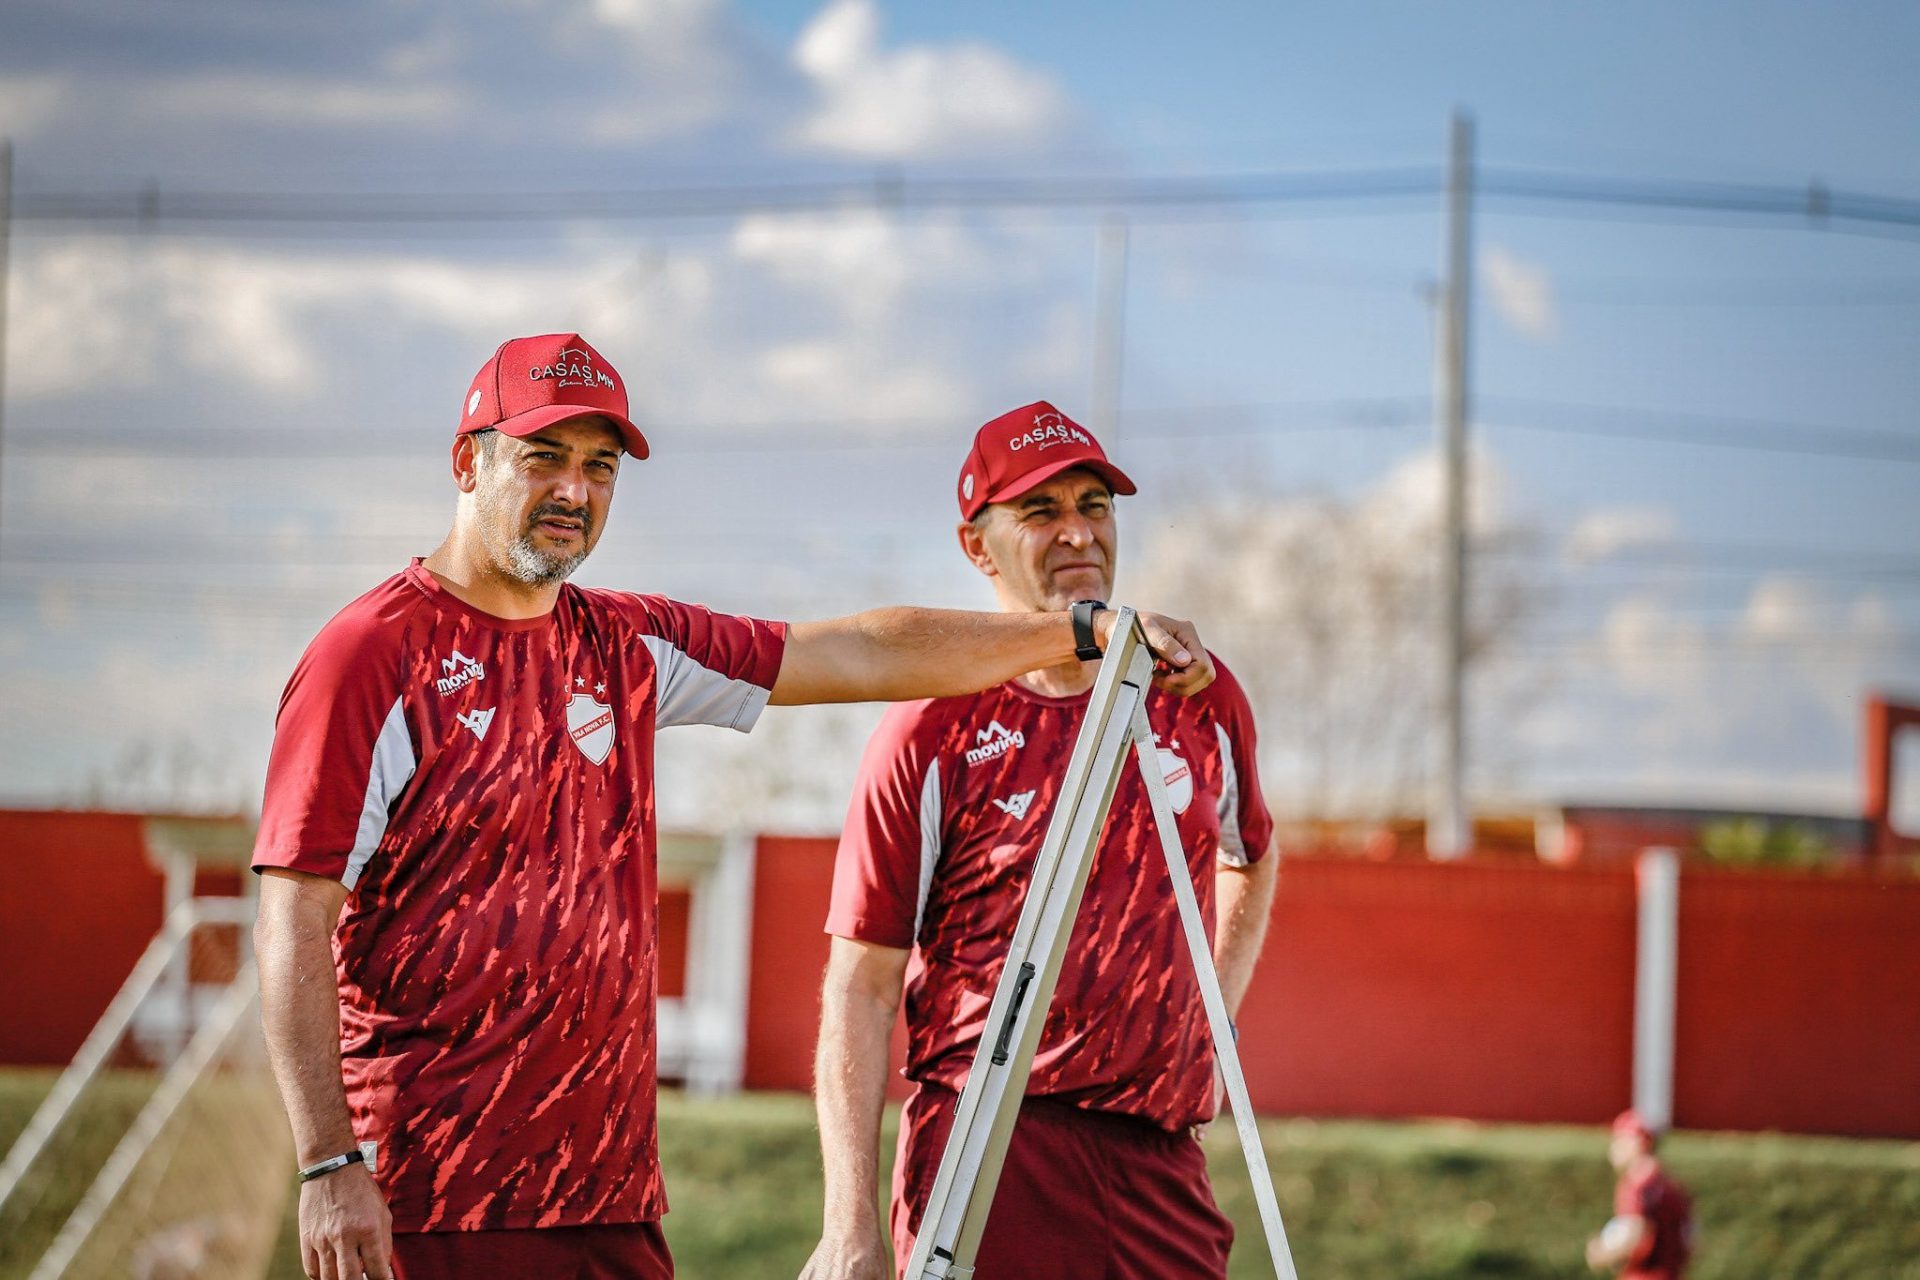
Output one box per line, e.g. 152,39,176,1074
6,1072,1918,1278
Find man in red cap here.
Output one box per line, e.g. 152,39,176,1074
802,402,1279,1279
1586,1110,1695,1278
251,346,1214,1280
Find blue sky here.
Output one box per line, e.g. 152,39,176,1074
0,0,1915,825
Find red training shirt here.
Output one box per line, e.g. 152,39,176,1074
254,561,785,1233
827,657,1271,1131
1616,1158,1694,1279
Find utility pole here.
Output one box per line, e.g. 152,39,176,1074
1428,110,1474,860
1089,214,1129,439
0,138,11,568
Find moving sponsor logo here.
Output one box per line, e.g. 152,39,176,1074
434,650,486,696
965,719,1026,767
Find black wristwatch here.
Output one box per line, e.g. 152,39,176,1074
298,1141,378,1183
1070,599,1107,662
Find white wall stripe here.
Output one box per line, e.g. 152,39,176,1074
344,695,416,890
1633,847,1681,1132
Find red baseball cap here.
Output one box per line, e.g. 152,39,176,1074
957,401,1136,520
456,333,649,459
1611,1109,1657,1145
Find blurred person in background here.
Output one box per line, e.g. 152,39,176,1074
802,402,1277,1280
251,342,1214,1280
1587,1109,1695,1279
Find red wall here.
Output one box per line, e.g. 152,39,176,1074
0,810,166,1065
1242,858,1637,1123
738,847,1920,1137
744,836,840,1090
1673,869,1920,1137
658,888,690,999
743,836,909,1096
13,810,1915,1139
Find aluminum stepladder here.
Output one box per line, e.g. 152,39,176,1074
905,608,1300,1280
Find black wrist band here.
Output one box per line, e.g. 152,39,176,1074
1070,599,1107,662
298,1148,366,1183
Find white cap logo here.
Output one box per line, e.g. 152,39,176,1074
467,389,482,416
962,473,975,500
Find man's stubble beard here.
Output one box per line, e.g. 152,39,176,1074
473,468,594,588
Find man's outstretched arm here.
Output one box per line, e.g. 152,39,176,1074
256,868,393,1280
799,936,912,1280
772,606,1212,706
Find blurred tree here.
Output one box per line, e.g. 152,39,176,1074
80,736,253,815
1131,451,1546,822
1698,818,1833,868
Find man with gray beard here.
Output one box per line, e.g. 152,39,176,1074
252,334,1216,1280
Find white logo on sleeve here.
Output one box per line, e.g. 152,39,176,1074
992,790,1037,821
455,707,495,741
965,719,1026,767
434,650,486,695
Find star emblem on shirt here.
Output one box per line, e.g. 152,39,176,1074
575,676,586,688
595,682,607,695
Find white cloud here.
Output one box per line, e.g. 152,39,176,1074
152,75,468,126
1603,594,1709,694
1361,442,1509,544
0,72,70,135
8,238,621,400
755,338,963,419
1566,506,1678,563
788,0,1070,158
1481,244,1557,341
1572,578,1915,808
1737,576,1818,641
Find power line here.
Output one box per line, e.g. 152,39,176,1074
1494,539,1920,580
1479,398,1920,464
0,397,1429,457
14,395,1909,464
11,167,1445,227
1553,278,1920,308
13,165,1920,235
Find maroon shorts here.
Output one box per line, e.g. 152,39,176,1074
891,1084,1234,1280
389,1221,672,1280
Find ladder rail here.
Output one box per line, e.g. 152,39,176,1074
905,612,1155,1279
903,610,1303,1278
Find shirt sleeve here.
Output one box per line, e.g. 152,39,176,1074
626,596,788,732
253,601,415,889
1209,656,1274,868
825,701,939,950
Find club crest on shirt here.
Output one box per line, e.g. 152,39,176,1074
1156,746,1193,815
566,687,614,765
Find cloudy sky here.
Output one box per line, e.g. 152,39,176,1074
2,0,1917,828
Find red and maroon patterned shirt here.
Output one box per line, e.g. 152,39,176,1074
254,561,785,1233
826,658,1271,1131
1616,1159,1694,1279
